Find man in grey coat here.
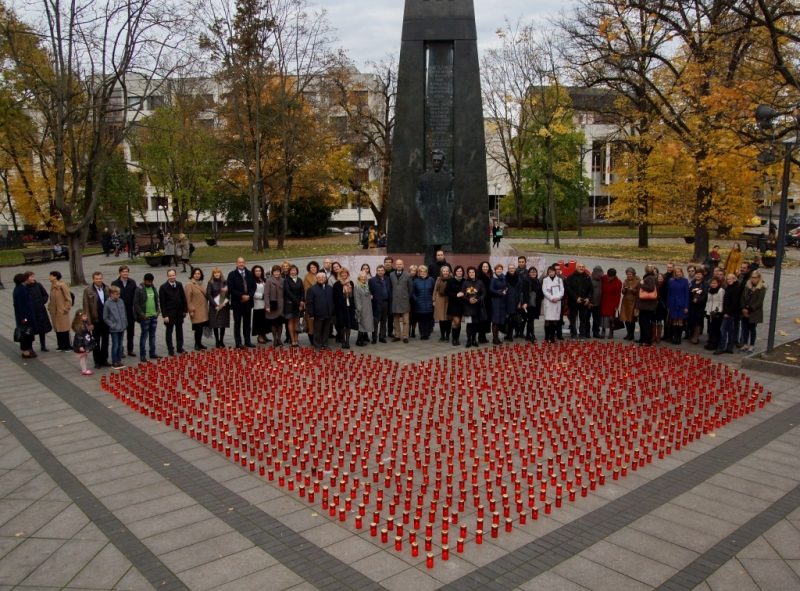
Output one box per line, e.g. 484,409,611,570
390,259,412,343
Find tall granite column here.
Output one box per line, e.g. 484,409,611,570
388,0,489,255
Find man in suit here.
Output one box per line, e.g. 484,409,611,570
227,257,255,348
82,271,110,369
368,264,391,344
305,271,335,351
158,268,188,355
111,265,138,357
390,259,413,343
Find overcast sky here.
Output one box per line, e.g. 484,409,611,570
311,0,572,68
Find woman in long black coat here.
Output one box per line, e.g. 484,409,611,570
446,265,465,346
521,267,543,341
462,266,485,348
13,273,37,358
477,260,492,343
333,268,357,349
27,273,52,351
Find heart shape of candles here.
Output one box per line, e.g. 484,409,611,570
101,342,770,566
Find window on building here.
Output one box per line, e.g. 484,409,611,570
147,95,166,110
127,95,143,109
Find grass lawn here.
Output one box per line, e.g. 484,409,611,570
0,246,103,267
134,236,359,266
506,225,688,240
518,241,799,268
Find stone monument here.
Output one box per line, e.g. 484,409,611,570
388,0,489,257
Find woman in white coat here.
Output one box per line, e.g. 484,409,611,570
541,265,564,343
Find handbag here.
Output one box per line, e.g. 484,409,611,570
14,325,34,342
638,288,657,301
612,316,625,331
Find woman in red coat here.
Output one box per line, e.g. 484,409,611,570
600,268,623,339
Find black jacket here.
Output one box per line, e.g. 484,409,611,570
159,281,188,320
565,272,592,305
112,277,138,320
306,282,335,318
227,267,256,310
722,281,743,317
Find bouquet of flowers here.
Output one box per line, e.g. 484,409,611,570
466,286,478,305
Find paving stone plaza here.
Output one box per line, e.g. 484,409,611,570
0,249,799,591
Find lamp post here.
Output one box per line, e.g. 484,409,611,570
754,104,798,353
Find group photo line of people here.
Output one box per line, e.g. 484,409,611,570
12,244,768,375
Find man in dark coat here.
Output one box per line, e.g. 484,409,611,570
306,272,335,350
158,268,188,355
427,250,450,279
368,265,391,344
564,263,593,338
227,257,255,348
83,271,110,368
112,264,138,357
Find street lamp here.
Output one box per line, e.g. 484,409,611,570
754,104,798,353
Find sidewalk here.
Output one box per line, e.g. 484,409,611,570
0,251,798,590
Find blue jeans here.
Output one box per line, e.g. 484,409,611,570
110,331,123,363
717,316,736,352
139,316,158,359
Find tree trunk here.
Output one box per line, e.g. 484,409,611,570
638,222,649,249
250,178,261,253
514,186,523,227
692,183,712,262
66,233,86,285
278,173,293,250
546,140,560,249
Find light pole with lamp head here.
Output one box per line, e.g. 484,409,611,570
754,104,798,353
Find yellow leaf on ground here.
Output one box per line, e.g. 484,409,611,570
778,331,789,336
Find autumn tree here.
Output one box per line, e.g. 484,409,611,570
95,150,146,233
326,55,397,232
560,0,670,248
1,0,190,284
132,89,223,233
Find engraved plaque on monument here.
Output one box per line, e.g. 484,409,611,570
388,0,489,256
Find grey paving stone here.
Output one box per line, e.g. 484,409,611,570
351,550,413,582
737,535,781,559
112,491,197,524
762,520,800,559
651,504,738,538
552,555,651,591
114,566,156,591
98,480,179,511
257,494,307,518
301,522,355,549
324,536,381,564
126,505,212,539
77,460,153,487
0,468,40,497
704,558,759,590
159,531,253,573
580,539,677,587
424,554,476,584
0,537,63,585
672,490,768,524
143,517,232,554
87,470,165,499
739,557,800,589
215,563,304,591
20,538,105,587
605,528,699,569
0,445,32,470
6,471,58,501
630,514,722,554
176,546,278,591
707,472,788,503
519,570,592,590
34,503,89,539
68,542,133,590
0,499,69,537
0,498,33,528
381,566,440,591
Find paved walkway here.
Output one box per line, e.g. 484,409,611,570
0,249,798,590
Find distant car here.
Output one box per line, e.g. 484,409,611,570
787,227,800,248
786,215,800,232
326,227,345,234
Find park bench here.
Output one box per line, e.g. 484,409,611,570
22,249,53,265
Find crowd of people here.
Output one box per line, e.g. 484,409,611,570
11,247,768,375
